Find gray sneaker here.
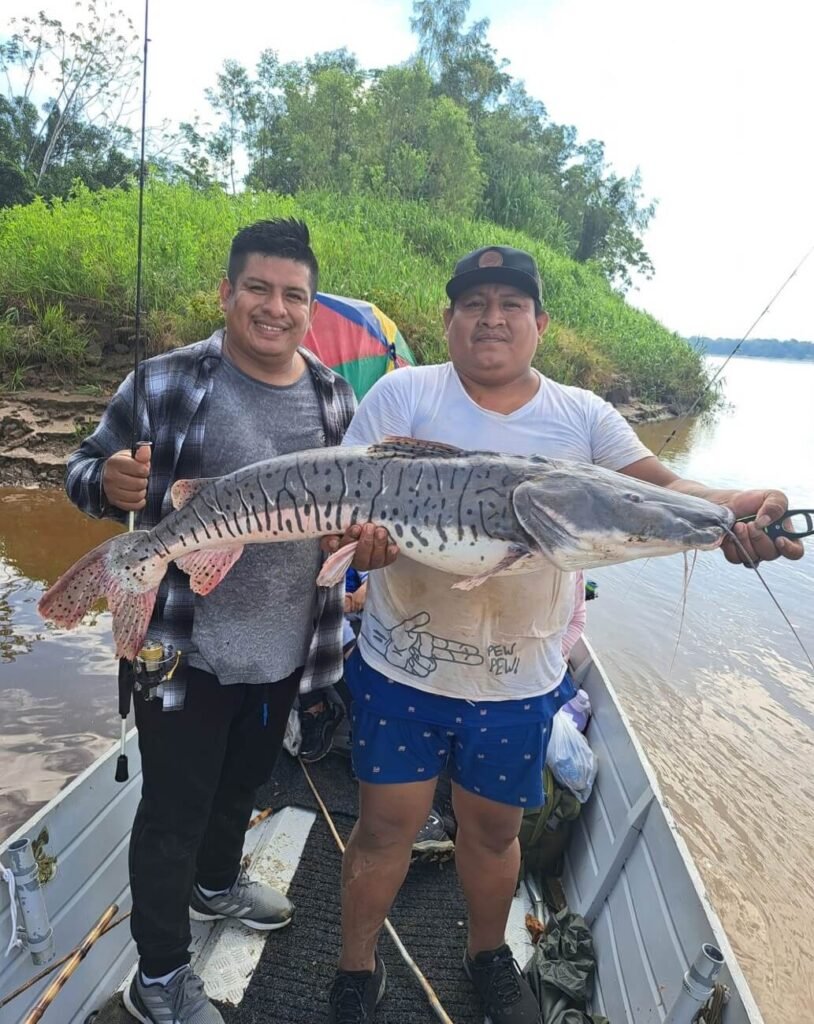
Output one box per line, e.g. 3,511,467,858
189,867,294,930
123,966,223,1023
411,809,455,863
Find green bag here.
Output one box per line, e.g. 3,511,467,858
519,768,583,877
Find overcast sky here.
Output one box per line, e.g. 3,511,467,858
6,0,814,341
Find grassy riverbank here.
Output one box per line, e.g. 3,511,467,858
0,181,711,408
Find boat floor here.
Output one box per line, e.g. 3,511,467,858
93,750,495,1024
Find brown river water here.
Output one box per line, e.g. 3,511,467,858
1,356,812,1021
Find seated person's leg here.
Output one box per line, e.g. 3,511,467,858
411,770,456,859
299,686,345,763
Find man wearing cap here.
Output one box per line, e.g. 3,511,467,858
324,245,801,1024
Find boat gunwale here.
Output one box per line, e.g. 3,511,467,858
570,635,765,1024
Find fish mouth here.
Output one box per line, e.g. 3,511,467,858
691,527,728,549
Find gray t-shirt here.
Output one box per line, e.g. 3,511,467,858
187,356,325,685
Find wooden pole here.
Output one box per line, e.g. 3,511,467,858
21,904,118,1024
299,760,456,1024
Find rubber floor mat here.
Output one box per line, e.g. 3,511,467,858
222,812,483,1024
91,752,485,1023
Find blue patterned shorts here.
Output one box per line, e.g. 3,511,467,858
344,651,574,808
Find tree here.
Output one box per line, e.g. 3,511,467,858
475,94,571,250
166,119,218,191
410,0,508,113
284,66,363,193
205,59,255,194
408,1,655,286
0,1,140,193
357,64,434,198
410,0,470,78
243,49,289,192
559,141,656,289
425,96,482,215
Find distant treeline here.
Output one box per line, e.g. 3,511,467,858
690,337,814,361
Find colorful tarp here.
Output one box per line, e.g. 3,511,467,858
304,292,416,400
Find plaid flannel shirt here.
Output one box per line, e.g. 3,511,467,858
65,330,357,709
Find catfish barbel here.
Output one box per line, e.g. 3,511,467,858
38,437,735,660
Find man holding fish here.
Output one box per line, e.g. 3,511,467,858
56,219,392,1024
323,245,804,1024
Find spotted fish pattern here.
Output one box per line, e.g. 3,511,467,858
38,437,734,660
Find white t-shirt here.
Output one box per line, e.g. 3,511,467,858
342,363,650,701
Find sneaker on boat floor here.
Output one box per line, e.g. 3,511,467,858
300,699,345,762
464,944,542,1023
189,867,294,930
411,808,455,861
123,965,224,1023
327,953,387,1023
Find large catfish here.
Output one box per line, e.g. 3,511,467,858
38,437,734,659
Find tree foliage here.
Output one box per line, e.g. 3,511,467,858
0,0,657,291
0,0,139,200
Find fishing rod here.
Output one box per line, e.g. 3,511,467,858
656,240,814,457
115,0,151,784
20,905,119,1024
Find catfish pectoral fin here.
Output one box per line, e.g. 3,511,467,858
450,546,535,591
316,541,359,587
175,544,245,595
511,481,577,566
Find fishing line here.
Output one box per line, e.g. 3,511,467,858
656,240,814,458
130,0,150,471
723,528,814,672
644,243,814,672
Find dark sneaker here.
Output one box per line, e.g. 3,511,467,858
464,944,542,1023
411,809,455,861
300,699,345,762
189,868,294,930
123,965,224,1023
327,953,387,1023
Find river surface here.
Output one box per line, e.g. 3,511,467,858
1,356,812,1022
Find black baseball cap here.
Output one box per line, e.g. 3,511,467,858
445,245,543,305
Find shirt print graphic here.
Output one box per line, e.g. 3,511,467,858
363,610,483,678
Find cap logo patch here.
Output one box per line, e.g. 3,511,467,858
478,250,504,268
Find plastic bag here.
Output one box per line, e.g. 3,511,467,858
283,705,302,757
546,709,598,803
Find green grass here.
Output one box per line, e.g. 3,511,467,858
0,181,713,408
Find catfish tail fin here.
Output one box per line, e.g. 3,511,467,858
38,531,165,661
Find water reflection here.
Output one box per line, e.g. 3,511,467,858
0,488,123,838
0,487,122,585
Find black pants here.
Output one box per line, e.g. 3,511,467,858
129,666,301,976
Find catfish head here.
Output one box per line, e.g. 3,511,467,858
511,461,735,571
